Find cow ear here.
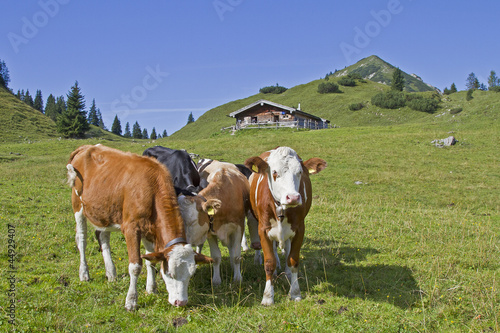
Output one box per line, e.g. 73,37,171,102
303,158,327,175
141,251,166,264
194,252,214,264
245,156,269,174
202,199,222,216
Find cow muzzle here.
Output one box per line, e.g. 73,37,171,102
282,193,302,207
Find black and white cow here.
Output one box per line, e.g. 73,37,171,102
143,146,202,196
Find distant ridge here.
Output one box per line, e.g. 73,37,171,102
333,55,439,93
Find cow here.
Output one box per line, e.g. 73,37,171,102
66,144,212,311
178,161,250,285
143,146,202,195
197,159,261,260
244,146,326,305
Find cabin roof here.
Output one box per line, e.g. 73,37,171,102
229,99,328,123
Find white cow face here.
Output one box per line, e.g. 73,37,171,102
266,147,304,207
160,244,197,307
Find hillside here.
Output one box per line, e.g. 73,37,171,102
0,86,59,143
170,73,499,141
333,55,438,93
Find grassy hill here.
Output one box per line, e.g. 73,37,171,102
333,55,438,93
0,86,59,143
171,77,499,141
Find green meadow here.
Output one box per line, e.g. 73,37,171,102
0,102,499,332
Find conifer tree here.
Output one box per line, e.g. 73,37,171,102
55,96,66,118
111,115,122,135
16,90,22,100
487,70,499,89
24,89,34,107
187,112,195,124
57,81,89,138
132,121,142,139
391,67,405,91
45,94,57,121
450,83,457,93
123,122,131,138
162,129,168,138
466,73,480,90
34,90,44,113
0,60,10,88
142,128,149,139
88,99,99,126
96,109,106,130
20,89,25,102
150,127,157,140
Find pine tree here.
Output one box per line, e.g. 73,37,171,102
450,83,457,93
487,70,499,89
0,60,10,88
142,128,149,139
55,96,66,119
123,122,131,138
24,90,34,107
162,129,168,138
96,109,106,130
88,99,99,126
150,127,157,140
132,121,142,139
187,112,195,124
391,67,405,91
57,81,89,138
466,73,480,90
34,90,44,113
16,90,22,100
466,89,474,101
111,115,122,135
45,94,57,121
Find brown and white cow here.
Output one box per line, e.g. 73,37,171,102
245,147,326,305
66,144,212,311
178,161,250,285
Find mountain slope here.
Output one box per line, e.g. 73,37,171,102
0,86,59,143
333,55,437,93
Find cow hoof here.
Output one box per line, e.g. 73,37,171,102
79,270,90,281
146,286,158,294
125,301,137,311
261,298,274,306
290,295,302,302
212,277,222,286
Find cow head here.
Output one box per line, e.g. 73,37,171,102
141,244,212,306
245,147,327,208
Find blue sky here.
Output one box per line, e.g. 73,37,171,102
2,1,499,136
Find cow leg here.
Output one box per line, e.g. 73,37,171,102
99,231,117,282
241,228,249,252
247,212,262,264
196,243,204,254
74,207,89,281
229,227,242,283
273,241,281,271
123,228,142,311
284,238,292,281
287,232,304,302
142,239,157,294
260,231,276,306
207,236,222,286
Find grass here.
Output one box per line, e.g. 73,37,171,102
0,107,499,332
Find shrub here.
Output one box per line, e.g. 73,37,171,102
450,107,463,114
318,82,341,94
338,77,356,87
407,98,439,113
348,103,364,111
371,91,406,109
489,86,500,92
466,89,473,101
259,84,288,94
347,72,363,80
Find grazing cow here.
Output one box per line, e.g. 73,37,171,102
178,161,250,285
197,159,261,258
143,146,202,195
67,144,212,311
244,147,326,305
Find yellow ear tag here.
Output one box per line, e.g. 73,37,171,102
252,165,259,173
207,207,215,216
308,168,315,174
